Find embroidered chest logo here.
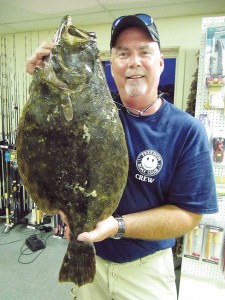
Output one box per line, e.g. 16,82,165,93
136,150,163,177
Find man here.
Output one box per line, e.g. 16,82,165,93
26,14,218,300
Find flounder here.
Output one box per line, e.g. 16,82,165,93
16,16,128,287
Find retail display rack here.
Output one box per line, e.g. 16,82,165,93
179,16,225,300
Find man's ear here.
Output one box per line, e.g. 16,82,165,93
160,54,164,75
110,59,114,78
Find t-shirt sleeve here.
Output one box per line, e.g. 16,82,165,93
167,121,218,214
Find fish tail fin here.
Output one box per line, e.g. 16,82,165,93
59,239,96,287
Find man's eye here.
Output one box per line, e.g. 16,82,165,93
142,51,150,55
120,52,128,57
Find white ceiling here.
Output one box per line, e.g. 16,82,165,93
0,0,225,35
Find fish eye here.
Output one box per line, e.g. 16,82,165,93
89,32,96,38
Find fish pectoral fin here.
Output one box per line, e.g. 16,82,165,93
60,92,73,121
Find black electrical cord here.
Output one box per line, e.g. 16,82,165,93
0,222,54,264
18,232,52,265
0,239,24,245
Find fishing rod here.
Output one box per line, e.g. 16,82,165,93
13,34,19,146
0,148,5,213
14,73,20,142
0,170,2,211
11,160,18,224
3,36,9,146
0,36,6,145
0,36,10,227
4,149,11,232
7,62,12,146
0,37,2,143
0,39,5,214
1,36,14,231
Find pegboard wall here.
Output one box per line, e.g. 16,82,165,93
181,199,225,284
179,16,225,297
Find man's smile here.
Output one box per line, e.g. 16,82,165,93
127,75,144,78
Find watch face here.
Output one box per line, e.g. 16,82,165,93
113,235,122,239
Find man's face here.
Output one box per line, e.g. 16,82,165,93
110,27,164,106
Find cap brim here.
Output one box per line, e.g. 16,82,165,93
110,15,159,48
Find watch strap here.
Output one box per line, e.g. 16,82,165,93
113,216,125,239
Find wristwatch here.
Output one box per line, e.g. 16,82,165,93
113,216,125,239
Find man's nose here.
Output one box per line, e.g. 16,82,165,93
128,54,142,67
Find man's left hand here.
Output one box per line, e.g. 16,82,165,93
58,210,119,242
77,216,118,242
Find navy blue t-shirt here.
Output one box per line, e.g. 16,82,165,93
95,99,218,263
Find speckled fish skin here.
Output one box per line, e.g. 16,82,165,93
16,16,128,287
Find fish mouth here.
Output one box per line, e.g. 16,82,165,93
54,15,96,45
68,26,96,44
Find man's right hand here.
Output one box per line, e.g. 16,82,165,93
26,41,54,75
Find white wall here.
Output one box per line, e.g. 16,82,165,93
158,16,203,109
